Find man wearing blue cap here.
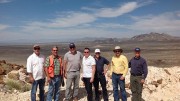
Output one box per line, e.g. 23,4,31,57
129,48,148,101
64,43,83,101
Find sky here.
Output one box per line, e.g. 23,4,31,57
0,0,180,43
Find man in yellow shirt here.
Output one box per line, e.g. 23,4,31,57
110,46,128,101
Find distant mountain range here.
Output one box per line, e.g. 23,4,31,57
0,32,179,45
85,32,180,44
131,32,179,41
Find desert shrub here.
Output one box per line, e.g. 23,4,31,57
21,83,31,92
6,79,21,90
5,79,31,92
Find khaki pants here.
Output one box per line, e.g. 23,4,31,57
65,71,80,100
130,75,143,101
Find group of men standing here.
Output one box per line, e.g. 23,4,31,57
27,43,148,101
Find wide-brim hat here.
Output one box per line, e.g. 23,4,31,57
113,46,123,52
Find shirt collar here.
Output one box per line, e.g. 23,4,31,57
134,56,141,60
33,53,40,57
69,51,77,55
51,55,60,59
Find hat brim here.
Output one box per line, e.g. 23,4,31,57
113,49,123,52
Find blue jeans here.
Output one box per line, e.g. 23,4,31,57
31,78,45,101
112,73,127,101
46,75,62,101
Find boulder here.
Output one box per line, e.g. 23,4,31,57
7,70,19,80
0,75,4,84
13,65,21,70
0,60,6,64
157,79,163,84
164,69,171,75
0,66,5,75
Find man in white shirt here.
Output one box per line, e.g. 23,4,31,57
27,45,45,101
82,48,96,101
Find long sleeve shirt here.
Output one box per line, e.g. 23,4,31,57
110,55,128,77
129,56,148,79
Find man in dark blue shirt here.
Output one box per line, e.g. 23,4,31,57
93,49,110,101
129,48,148,101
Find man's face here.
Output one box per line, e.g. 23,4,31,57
52,47,58,56
70,47,76,54
114,49,121,57
34,47,40,55
95,52,100,58
84,49,90,58
135,51,140,57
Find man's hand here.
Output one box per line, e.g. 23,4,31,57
90,77,94,83
103,69,108,75
140,79,145,84
47,77,51,83
29,76,34,83
64,73,67,79
120,76,125,80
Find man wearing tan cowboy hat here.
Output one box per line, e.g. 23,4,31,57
110,46,128,101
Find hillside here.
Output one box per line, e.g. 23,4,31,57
131,32,178,41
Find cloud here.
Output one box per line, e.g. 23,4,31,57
0,24,9,30
23,1,149,30
95,2,138,18
22,12,96,31
96,11,180,35
0,0,12,3
129,12,180,32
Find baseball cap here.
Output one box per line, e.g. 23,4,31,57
95,49,100,53
135,48,141,52
69,43,76,48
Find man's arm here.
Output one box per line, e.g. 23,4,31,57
27,57,34,83
90,65,96,83
104,58,110,75
121,56,129,80
142,60,148,79
63,53,68,79
44,57,51,82
63,60,67,79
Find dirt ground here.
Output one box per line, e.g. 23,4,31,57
0,40,180,67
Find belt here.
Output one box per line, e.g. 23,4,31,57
131,73,142,76
113,72,123,75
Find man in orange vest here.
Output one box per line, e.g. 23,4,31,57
44,46,63,101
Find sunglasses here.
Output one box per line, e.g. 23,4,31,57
53,50,58,51
70,47,75,49
114,50,121,53
95,52,100,54
34,47,40,50
84,52,89,53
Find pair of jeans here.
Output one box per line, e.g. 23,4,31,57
65,71,80,100
112,73,127,101
93,73,108,101
83,78,93,101
46,75,62,101
31,78,45,101
130,75,143,101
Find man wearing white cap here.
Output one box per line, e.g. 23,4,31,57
110,46,128,101
26,45,45,101
93,49,110,101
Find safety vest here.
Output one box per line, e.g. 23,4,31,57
48,55,63,78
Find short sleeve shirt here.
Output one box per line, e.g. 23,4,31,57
95,56,109,73
44,56,61,75
64,51,83,72
82,55,96,78
26,53,45,80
